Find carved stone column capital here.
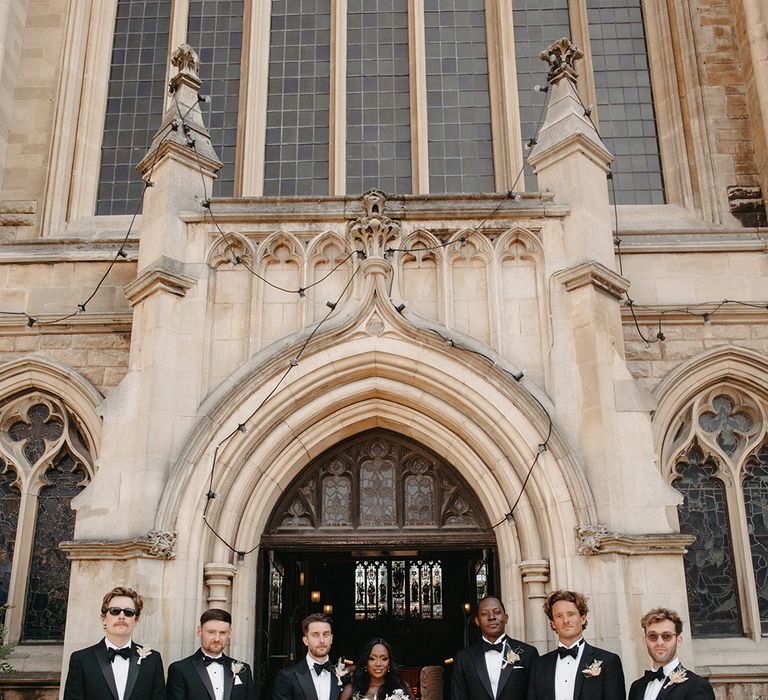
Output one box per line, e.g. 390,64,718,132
204,562,238,610
348,189,401,260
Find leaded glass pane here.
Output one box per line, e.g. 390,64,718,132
9,403,64,465
675,445,742,637
359,443,396,527
475,560,488,601
270,561,284,619
321,460,352,526
23,452,87,641
187,0,244,197
698,395,752,457
587,0,665,204
346,0,412,195
265,0,331,195
96,0,171,215
404,459,435,526
425,0,494,193
0,464,20,616
511,0,571,191
744,446,768,634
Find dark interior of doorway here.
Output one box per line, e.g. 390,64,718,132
255,548,497,700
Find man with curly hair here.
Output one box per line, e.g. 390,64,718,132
63,586,165,700
527,590,625,700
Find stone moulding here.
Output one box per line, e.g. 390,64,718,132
556,261,630,299
124,266,197,306
60,529,177,560
576,524,695,556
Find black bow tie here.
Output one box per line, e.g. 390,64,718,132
107,646,132,662
204,655,225,666
557,645,579,659
314,660,333,675
644,669,666,683
482,640,504,653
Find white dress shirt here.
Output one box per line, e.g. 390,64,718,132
643,657,680,700
482,635,506,698
204,651,225,700
105,639,132,700
307,653,332,700
554,639,585,700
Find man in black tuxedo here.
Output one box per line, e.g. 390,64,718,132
526,589,625,700
628,608,714,700
167,608,256,700
272,613,346,700
63,585,165,700
452,596,539,700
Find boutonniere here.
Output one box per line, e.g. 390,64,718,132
334,658,350,686
582,660,602,677
384,690,409,700
500,642,521,669
231,660,244,675
664,668,688,688
136,646,153,665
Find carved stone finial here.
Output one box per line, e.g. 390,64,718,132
348,189,401,259
540,37,583,86
171,43,200,76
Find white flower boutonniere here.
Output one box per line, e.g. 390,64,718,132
502,647,520,669
334,658,350,686
136,646,153,665
384,689,409,700
582,660,603,677
664,668,688,689
232,660,244,675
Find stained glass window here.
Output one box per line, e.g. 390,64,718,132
355,559,442,620
0,464,20,617
744,445,768,634
346,0,412,195
475,559,488,601
23,452,87,641
270,561,284,619
698,395,752,457
187,0,245,197
675,444,742,637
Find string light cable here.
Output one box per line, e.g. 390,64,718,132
201,260,364,558
172,90,360,298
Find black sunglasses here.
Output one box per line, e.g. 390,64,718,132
106,607,137,618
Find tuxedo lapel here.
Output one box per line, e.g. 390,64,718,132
297,662,320,700
495,639,514,698
655,665,684,700
471,645,495,700
222,655,234,700
540,652,558,700
573,644,594,700
193,651,217,700
330,673,341,700
95,642,120,700
124,644,140,700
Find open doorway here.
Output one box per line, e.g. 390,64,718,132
255,548,497,699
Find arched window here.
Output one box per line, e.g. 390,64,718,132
0,393,94,642
668,386,768,637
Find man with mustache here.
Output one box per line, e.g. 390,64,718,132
63,586,165,700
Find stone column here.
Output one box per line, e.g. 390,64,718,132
204,562,238,610
519,560,550,647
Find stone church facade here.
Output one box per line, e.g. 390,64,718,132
0,1,766,698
